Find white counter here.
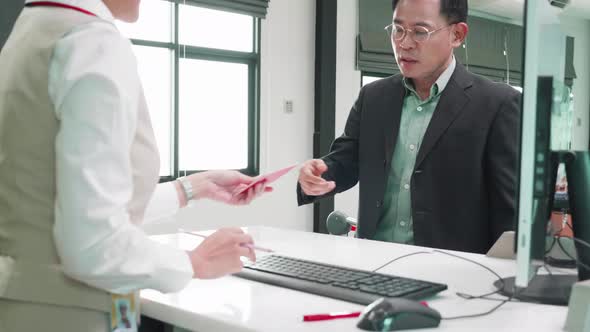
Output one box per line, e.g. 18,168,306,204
142,226,569,332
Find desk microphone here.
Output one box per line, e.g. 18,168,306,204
326,211,357,235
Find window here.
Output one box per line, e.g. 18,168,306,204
116,1,260,179
362,73,388,87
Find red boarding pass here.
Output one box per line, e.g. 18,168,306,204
236,164,298,195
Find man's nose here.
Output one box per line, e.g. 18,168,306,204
398,32,415,49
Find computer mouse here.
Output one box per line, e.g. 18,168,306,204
357,298,441,331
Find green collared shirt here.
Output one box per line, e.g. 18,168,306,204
374,58,456,244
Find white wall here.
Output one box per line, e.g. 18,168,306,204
334,0,362,219
145,0,316,234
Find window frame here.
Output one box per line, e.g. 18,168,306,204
128,0,261,182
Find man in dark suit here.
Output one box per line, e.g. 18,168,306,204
297,0,520,254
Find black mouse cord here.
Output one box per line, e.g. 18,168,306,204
371,249,521,319
556,236,590,271
431,250,506,300
565,222,590,251
429,250,523,320
373,250,507,299
441,294,515,320
560,223,590,272
371,251,434,273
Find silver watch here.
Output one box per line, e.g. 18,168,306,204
178,176,194,201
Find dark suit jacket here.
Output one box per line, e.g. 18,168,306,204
298,63,521,254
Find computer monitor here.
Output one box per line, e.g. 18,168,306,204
491,0,590,306
494,76,590,305
565,153,590,283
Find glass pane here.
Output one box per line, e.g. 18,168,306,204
179,59,249,170
179,4,253,52
550,81,574,151
133,45,174,176
116,0,173,43
362,75,383,86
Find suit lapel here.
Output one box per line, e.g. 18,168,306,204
384,76,406,166
415,64,473,168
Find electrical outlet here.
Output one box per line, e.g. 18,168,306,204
284,99,294,114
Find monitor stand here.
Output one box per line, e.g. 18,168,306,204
495,151,590,306
494,275,578,306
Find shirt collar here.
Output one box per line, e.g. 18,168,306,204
436,56,456,92
403,56,457,99
25,0,115,22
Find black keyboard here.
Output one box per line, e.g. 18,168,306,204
235,255,447,305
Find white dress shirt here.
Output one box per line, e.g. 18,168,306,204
30,0,194,293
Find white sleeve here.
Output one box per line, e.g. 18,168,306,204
143,182,182,225
49,21,193,294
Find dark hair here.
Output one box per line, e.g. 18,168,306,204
392,0,468,24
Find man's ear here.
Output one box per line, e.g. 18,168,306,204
451,22,469,48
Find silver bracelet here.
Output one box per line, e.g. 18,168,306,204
178,176,194,201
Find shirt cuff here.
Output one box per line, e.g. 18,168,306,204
145,244,194,293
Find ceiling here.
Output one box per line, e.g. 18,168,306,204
469,0,526,22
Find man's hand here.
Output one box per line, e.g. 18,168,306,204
189,170,273,205
187,227,256,279
298,159,336,196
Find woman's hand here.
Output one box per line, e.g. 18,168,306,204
190,170,273,205
187,227,256,279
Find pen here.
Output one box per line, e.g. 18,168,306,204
303,311,361,322
179,229,274,253
303,302,429,322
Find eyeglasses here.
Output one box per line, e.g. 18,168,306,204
384,23,454,43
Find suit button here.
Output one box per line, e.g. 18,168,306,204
376,200,382,208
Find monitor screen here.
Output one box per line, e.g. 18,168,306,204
500,0,590,306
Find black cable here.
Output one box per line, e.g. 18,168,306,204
545,235,577,269
471,295,519,302
432,250,506,300
435,249,524,320
371,251,433,273
456,288,502,300
442,294,514,320
372,249,517,320
432,250,504,282
572,236,590,252
564,223,590,251
545,236,556,255
542,264,553,276
556,236,590,272
373,249,508,300
545,236,577,269
556,236,570,256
